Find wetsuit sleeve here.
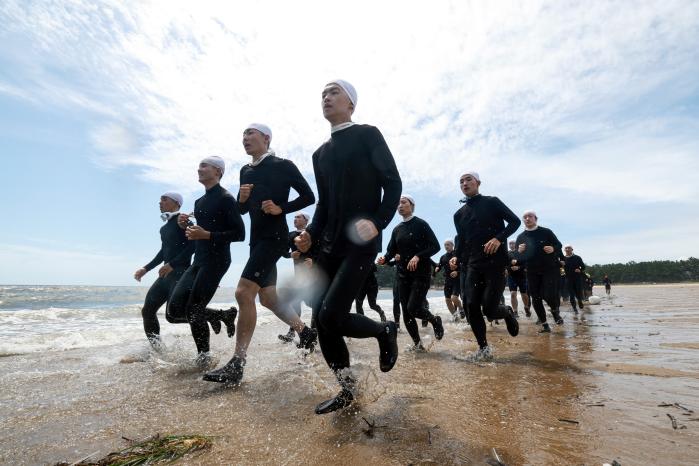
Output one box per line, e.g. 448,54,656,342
237,167,250,215
169,241,195,268
280,161,315,214
513,232,527,266
210,196,246,244
306,151,327,241
365,127,402,231
579,257,586,271
384,227,398,261
144,250,164,271
414,221,440,259
548,228,563,254
493,197,521,243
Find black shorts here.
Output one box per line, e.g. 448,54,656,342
507,274,527,293
241,239,287,288
443,278,461,298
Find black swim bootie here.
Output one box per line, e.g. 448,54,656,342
221,306,238,338
278,327,295,343
203,355,245,385
208,318,222,335
504,306,519,337
539,324,552,333
553,310,564,325
432,315,444,340
297,326,318,351
315,388,354,415
377,321,398,372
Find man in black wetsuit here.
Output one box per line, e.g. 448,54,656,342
169,156,246,368
355,262,387,322
204,124,317,386
603,274,612,296
134,192,195,349
563,245,586,313
449,172,520,361
279,211,314,342
295,79,401,414
378,195,443,350
506,240,531,318
515,210,564,333
434,238,464,322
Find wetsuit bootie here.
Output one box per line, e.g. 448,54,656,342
377,321,398,372
195,352,214,371
421,319,429,328
297,326,318,351
539,323,551,333
504,306,519,337
278,327,295,343
431,315,444,340
524,307,531,318
209,319,222,335
459,308,467,320
315,388,353,415
552,310,564,325
221,306,237,337
203,355,245,385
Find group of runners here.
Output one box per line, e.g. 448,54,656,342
133,79,598,414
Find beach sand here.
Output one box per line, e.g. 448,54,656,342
1,284,698,465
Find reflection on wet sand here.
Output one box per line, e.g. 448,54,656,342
0,284,697,465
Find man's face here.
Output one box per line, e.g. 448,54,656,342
397,197,413,216
322,84,353,121
159,196,179,213
293,214,308,230
523,213,537,229
460,175,480,197
243,128,269,156
445,241,454,253
198,162,221,184
509,241,516,251
564,246,573,256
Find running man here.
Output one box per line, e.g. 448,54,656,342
506,240,530,318
134,192,195,349
295,79,401,414
169,156,245,368
279,211,314,342
434,238,464,321
563,245,586,313
515,210,564,333
204,123,317,386
378,195,443,350
450,172,520,360
603,274,612,296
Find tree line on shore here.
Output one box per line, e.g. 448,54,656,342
375,257,699,287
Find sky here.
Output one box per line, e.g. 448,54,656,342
1,0,698,286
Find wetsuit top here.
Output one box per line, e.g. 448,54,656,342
143,216,195,271
563,254,585,276
435,251,458,283
192,183,246,266
385,216,440,278
507,250,526,278
603,277,611,286
306,124,402,256
238,155,315,246
453,194,520,269
514,226,562,273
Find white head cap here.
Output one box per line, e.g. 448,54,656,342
201,156,226,175
328,79,357,108
246,123,272,142
298,211,311,222
401,194,415,206
444,238,454,245
461,171,480,182
564,244,573,249
523,209,537,218
162,192,183,206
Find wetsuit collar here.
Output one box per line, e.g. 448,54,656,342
459,193,481,204
401,215,414,223
206,183,222,193
525,225,539,231
161,211,180,222
249,149,275,167
331,122,356,134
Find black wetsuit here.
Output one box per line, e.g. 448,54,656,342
168,184,245,354
515,227,562,325
141,215,195,340
436,251,460,298
385,217,440,344
564,254,586,309
506,249,527,293
355,263,383,316
453,194,520,348
306,124,401,374
238,155,314,287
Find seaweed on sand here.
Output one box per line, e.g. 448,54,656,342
55,434,213,465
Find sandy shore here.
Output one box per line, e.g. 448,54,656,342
1,284,698,465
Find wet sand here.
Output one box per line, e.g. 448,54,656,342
1,284,698,465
